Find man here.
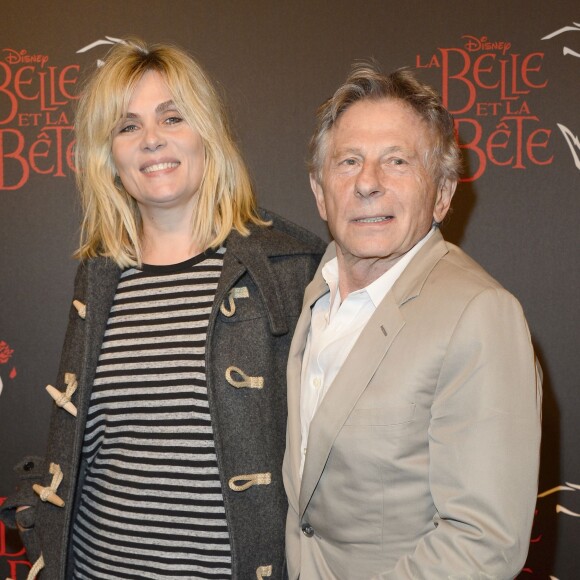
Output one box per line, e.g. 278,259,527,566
283,64,542,579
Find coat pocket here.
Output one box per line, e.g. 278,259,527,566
15,505,42,563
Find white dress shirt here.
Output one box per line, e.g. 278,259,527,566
299,228,436,477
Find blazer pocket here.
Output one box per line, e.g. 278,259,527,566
345,403,416,426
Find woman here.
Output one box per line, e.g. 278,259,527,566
1,38,324,579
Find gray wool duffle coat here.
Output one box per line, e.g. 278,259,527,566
1,211,325,580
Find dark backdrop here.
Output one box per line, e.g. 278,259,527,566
1,2,579,577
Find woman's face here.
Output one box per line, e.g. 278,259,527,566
111,70,205,217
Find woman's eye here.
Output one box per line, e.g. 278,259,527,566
118,123,138,133
164,116,183,125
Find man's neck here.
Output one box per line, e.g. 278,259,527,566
336,253,403,299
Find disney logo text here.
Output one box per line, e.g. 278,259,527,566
463,36,512,56
3,49,49,68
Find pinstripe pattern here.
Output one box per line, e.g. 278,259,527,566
71,249,232,579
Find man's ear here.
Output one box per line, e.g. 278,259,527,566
310,173,328,221
433,178,457,223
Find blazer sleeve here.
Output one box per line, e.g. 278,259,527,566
378,287,542,579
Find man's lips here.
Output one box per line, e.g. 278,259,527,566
141,161,180,174
353,215,393,223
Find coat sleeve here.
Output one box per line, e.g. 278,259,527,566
378,287,542,580
0,261,87,562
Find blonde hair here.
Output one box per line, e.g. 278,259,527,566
74,37,267,267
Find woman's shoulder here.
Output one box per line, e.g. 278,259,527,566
249,208,327,257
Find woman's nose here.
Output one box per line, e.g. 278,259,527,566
142,125,165,151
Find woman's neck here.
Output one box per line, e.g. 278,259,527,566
140,212,203,266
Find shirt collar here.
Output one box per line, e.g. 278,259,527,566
322,227,437,309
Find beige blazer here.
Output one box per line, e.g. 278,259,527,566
283,230,542,580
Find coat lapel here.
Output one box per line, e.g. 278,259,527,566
76,258,121,424
297,230,449,516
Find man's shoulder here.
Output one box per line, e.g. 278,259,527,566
438,240,504,292
400,231,507,305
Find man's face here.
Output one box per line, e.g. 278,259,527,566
311,98,455,287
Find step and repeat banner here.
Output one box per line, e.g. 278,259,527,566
1,1,579,577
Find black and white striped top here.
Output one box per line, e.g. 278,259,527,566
71,249,232,579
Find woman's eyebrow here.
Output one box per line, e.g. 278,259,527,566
156,99,177,114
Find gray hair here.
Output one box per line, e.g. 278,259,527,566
309,63,462,185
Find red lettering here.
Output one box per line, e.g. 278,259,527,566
527,128,553,165
487,126,512,166
29,134,53,174
13,66,37,100
0,498,26,558
472,54,499,90
59,65,80,100
39,126,74,176
440,49,547,112
0,63,18,124
38,71,56,111
0,129,28,189
475,102,502,116
440,48,476,114
455,118,486,181
521,53,547,89
7,560,32,577
0,125,75,189
499,115,538,168
48,67,68,107
415,54,440,68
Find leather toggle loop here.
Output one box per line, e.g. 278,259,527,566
46,372,78,417
228,472,271,492
256,564,272,579
220,286,249,317
12,553,45,580
225,366,264,389
32,463,64,508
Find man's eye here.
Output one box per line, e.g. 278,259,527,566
341,158,357,166
391,158,406,165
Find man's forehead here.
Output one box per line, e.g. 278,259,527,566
326,100,433,152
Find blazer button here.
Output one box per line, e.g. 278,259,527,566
301,523,314,537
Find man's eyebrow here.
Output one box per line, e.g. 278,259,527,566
331,145,406,157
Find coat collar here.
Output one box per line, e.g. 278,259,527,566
218,222,321,336
84,220,322,342
297,229,450,516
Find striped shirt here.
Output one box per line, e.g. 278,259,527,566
71,249,231,579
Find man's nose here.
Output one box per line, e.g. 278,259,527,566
355,160,384,198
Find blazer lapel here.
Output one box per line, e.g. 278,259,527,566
298,230,449,516
298,292,405,516
285,244,334,509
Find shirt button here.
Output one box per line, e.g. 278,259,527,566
302,447,307,456
313,377,321,389
301,523,314,537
